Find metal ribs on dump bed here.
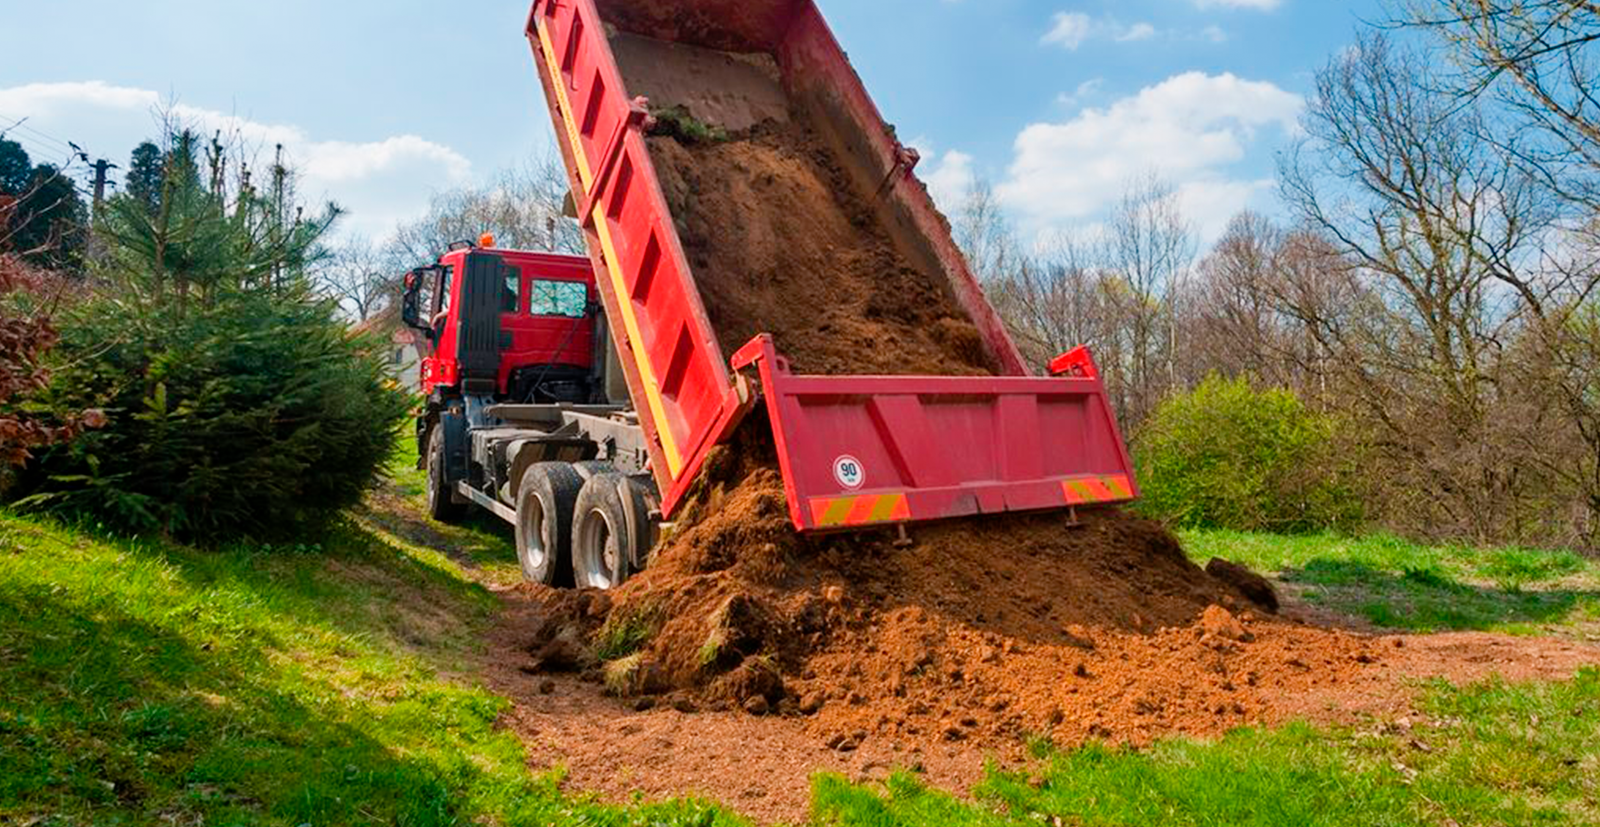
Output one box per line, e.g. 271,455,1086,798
527,0,1139,532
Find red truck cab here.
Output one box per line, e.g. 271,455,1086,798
409,242,601,406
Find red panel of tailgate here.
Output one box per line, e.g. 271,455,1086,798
733,337,1139,533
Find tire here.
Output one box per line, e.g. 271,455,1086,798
425,425,465,523
572,472,655,590
572,460,615,482
515,462,583,587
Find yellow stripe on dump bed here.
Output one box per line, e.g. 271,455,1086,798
535,18,591,189
592,208,684,476
535,14,683,476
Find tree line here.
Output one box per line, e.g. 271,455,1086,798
961,5,1600,551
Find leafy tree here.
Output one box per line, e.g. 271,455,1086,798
12,137,411,543
124,141,163,216
0,139,30,195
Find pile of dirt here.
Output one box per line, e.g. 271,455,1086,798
645,109,996,377
508,33,1388,754
513,437,1394,750
609,28,994,376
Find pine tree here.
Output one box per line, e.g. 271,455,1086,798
124,141,163,216
15,143,408,542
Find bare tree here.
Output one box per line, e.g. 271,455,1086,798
951,180,1022,286
1100,174,1196,426
317,235,392,322
1397,0,1600,208
1279,32,1596,545
386,152,583,268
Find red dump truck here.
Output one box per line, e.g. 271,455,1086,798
400,0,1138,590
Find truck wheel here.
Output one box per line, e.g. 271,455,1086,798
516,462,582,587
572,472,655,590
572,460,614,481
425,426,465,523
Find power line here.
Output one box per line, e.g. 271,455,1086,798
0,113,78,155
4,134,76,167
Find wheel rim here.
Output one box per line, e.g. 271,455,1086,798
520,494,549,572
577,507,620,590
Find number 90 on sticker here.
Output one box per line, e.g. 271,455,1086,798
833,455,866,490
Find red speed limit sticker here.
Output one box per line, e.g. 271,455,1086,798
833,455,865,489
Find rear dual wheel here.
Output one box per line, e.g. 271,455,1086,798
513,463,657,590
515,462,583,587
571,472,656,590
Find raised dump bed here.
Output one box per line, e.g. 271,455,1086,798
525,0,1137,531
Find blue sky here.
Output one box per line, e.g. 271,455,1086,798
0,0,1386,244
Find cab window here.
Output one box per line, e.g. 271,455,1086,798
501,271,521,313
530,280,587,318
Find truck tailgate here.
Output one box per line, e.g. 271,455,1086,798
734,337,1138,532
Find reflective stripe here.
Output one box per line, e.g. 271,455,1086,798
535,19,592,188
537,15,683,476
592,209,684,476
810,494,912,528
1061,475,1135,506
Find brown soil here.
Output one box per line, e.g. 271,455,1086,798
642,92,995,376
485,554,1600,826
611,28,994,376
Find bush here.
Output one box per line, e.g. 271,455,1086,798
1133,374,1362,533
6,135,411,542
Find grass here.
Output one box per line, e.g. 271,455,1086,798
0,510,748,827
593,602,664,663
813,668,1600,826
5,449,1597,826
1182,529,1600,634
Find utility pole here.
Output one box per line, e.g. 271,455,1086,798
89,158,117,210
82,154,117,263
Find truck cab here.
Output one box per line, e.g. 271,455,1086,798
401,239,659,591
407,242,604,406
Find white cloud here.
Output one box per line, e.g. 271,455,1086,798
996,72,1302,242
1042,12,1094,50
1057,78,1107,108
923,150,976,212
905,137,977,213
0,81,473,239
1194,0,1283,10
1042,14,1167,49
1117,22,1158,42
1200,25,1230,43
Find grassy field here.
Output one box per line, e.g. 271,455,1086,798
0,509,740,826
1181,529,1600,635
3,470,1597,825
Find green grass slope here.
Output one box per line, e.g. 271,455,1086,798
0,511,744,827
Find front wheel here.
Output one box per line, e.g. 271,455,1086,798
571,473,656,590
425,425,465,523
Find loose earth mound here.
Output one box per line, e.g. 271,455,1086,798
518,437,1393,752
648,119,996,377
510,31,1388,752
